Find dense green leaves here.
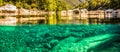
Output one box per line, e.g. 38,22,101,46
1,0,120,10
109,0,120,9
56,1,70,11
40,0,57,11
77,0,120,10
0,0,70,11
23,3,30,9
0,0,3,6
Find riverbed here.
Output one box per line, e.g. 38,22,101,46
0,24,120,52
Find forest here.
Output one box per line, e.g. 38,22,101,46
0,0,71,11
77,0,120,10
0,0,120,11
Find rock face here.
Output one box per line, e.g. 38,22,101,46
0,24,120,52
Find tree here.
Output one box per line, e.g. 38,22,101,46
76,1,89,9
39,0,56,11
0,0,3,6
31,3,38,10
89,0,111,9
76,0,111,10
109,0,120,9
39,0,57,24
23,3,30,9
16,2,23,23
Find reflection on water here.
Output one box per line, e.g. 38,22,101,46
0,15,120,25
0,24,120,52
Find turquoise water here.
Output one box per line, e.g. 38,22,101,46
0,24,120,52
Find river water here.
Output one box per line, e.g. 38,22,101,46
0,24,120,52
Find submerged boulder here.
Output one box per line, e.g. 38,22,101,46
52,34,116,52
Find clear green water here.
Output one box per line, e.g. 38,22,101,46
0,24,120,52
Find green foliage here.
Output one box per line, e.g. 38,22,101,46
77,0,120,10
31,3,38,10
16,2,23,8
1,0,71,11
39,0,57,11
88,0,110,9
0,0,3,6
23,3,30,9
76,2,89,9
56,1,70,11
1,0,120,10
109,0,120,9
9,1,14,5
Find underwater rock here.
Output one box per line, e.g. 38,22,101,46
52,36,79,52
43,43,51,50
52,34,115,52
71,32,85,38
49,39,59,49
